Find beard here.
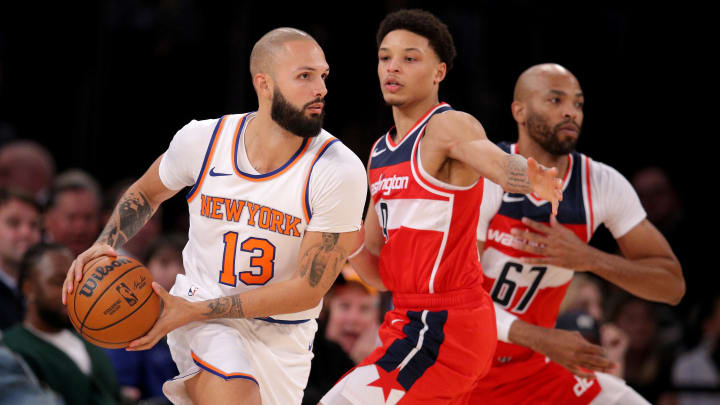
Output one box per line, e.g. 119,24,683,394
271,88,324,138
37,302,72,330
526,111,580,155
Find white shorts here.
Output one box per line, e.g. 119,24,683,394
590,372,651,405
162,311,317,405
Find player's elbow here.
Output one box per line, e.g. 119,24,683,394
667,275,686,306
663,263,685,306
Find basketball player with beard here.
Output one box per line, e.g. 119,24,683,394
62,28,366,405
470,63,684,404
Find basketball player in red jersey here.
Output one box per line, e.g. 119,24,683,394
320,10,563,405
469,63,684,404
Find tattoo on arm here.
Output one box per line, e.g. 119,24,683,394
301,233,347,288
96,191,154,248
203,295,245,319
504,155,533,194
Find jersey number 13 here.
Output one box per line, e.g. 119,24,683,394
218,232,275,286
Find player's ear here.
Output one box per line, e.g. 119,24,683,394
253,73,272,100
511,100,525,125
433,62,447,85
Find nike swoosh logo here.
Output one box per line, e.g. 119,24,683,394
209,167,231,177
390,319,403,325
502,193,525,203
371,148,387,157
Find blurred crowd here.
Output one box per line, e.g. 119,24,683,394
0,137,715,405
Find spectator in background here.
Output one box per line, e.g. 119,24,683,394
558,274,629,378
102,178,163,261
303,265,381,405
105,234,185,404
671,294,720,405
0,188,42,330
613,296,676,403
0,140,55,205
0,336,62,405
44,169,101,256
3,243,121,405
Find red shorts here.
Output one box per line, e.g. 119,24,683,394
322,286,496,405
470,360,601,405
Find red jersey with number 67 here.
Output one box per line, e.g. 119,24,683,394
368,102,485,295
475,142,646,389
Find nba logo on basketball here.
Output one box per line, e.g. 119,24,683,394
116,282,139,306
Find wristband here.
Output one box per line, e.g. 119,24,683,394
494,303,518,343
347,243,365,259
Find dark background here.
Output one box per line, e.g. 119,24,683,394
0,1,697,185
0,1,703,269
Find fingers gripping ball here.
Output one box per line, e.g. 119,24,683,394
67,255,161,349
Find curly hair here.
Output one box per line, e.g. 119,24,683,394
376,9,457,71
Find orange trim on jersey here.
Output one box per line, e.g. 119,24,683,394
301,137,338,222
386,102,450,148
232,114,311,182
585,156,594,233
190,351,258,383
186,116,227,203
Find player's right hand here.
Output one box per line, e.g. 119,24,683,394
62,244,118,305
535,328,616,380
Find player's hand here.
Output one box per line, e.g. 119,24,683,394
62,243,118,305
527,157,563,215
126,282,195,351
534,328,616,380
511,215,596,270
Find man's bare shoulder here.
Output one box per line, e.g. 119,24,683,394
425,110,487,143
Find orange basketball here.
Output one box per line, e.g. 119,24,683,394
67,255,161,349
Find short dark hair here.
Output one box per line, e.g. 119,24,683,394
0,188,42,213
376,9,457,71
18,243,71,291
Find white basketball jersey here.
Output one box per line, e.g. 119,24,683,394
159,112,366,321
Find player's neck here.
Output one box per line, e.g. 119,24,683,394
244,113,306,174
390,96,440,143
516,135,569,180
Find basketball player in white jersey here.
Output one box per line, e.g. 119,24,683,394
61,28,367,405
469,63,684,405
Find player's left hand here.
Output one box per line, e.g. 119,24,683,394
527,157,563,215
511,215,596,270
126,282,196,351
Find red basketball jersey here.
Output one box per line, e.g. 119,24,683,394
368,103,485,295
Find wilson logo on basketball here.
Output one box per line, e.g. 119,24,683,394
78,257,132,297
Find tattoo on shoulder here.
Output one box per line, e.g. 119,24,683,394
302,232,346,288
97,191,153,248
204,295,245,319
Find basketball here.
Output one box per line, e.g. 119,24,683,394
66,255,162,349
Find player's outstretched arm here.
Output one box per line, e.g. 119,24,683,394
62,156,178,304
126,230,359,351
495,305,616,379
424,111,563,214
514,216,684,305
